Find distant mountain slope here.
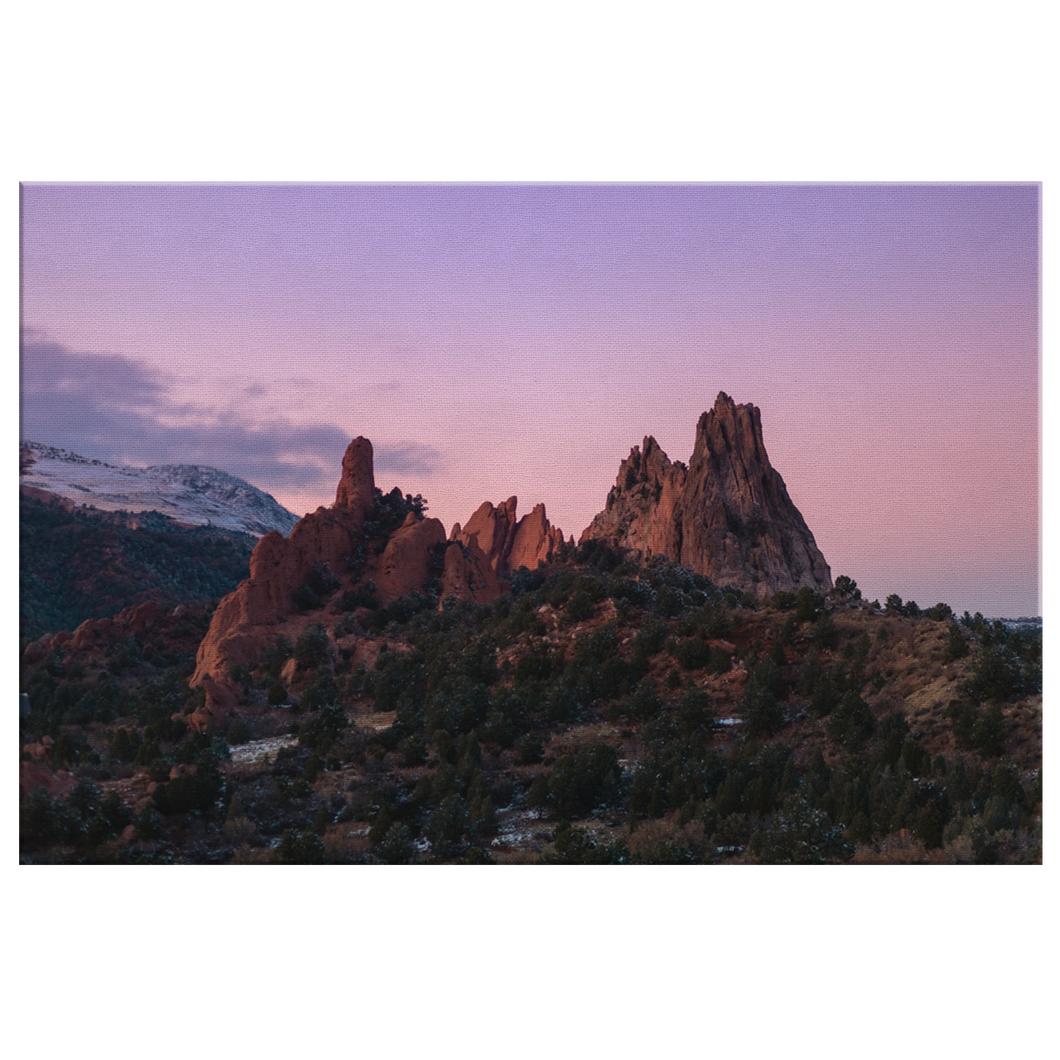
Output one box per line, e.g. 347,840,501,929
19,441,298,537
20,490,256,640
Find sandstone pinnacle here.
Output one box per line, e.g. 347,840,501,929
581,393,831,597
334,436,375,526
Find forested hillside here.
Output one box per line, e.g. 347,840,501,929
19,532,1042,864
20,491,255,640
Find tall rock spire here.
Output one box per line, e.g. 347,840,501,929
580,393,832,597
334,437,375,528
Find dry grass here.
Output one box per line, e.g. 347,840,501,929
322,823,371,861
223,816,257,845
625,814,710,860
229,844,273,864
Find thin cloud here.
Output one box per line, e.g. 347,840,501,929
19,334,442,490
375,443,443,474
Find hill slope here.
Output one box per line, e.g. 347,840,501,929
20,441,298,537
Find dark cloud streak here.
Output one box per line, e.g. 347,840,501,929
20,335,442,490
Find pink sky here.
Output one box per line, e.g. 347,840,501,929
20,184,1039,616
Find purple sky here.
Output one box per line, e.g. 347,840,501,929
20,184,1039,616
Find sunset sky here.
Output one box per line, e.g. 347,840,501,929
20,183,1039,617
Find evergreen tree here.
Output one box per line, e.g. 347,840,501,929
751,794,854,864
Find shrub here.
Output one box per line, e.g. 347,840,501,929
275,829,326,864
542,821,629,864
298,704,349,754
971,704,1005,757
301,669,339,712
336,583,380,612
267,681,288,706
373,822,416,864
677,685,715,734
154,761,223,816
706,646,732,675
750,794,854,864
831,575,862,601
292,584,321,612
399,733,428,766
258,635,293,678
962,646,1025,704
826,691,875,749
52,731,84,769
459,845,495,864
944,625,970,662
426,793,469,847
810,613,839,650
741,662,784,738
632,618,670,658
798,648,821,697
514,733,544,765
108,726,142,763
226,718,251,745
794,588,825,624
304,561,340,599
293,624,330,671
673,636,710,672
528,743,623,819
564,590,596,623
20,790,80,848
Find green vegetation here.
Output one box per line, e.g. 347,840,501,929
20,493,254,640
19,509,1042,863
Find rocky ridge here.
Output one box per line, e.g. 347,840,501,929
450,497,569,575
581,392,832,598
190,439,573,723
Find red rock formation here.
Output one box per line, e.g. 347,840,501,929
509,502,567,571
452,497,519,571
189,676,241,732
19,600,169,662
191,501,368,685
451,497,566,575
334,436,375,523
439,540,505,604
581,393,832,597
191,438,378,687
372,513,447,605
191,436,454,691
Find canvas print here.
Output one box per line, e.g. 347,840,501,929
19,184,1041,864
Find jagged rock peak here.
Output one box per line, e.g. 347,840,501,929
581,393,832,598
452,496,566,573
692,391,768,469
615,435,678,492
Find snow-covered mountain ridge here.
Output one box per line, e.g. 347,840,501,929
19,441,298,537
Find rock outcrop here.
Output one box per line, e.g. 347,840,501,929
21,600,167,665
191,437,451,702
581,392,831,598
450,497,520,572
451,497,566,574
334,436,375,521
510,503,568,571
374,513,448,604
439,540,506,605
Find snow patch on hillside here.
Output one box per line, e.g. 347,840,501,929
20,441,299,537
